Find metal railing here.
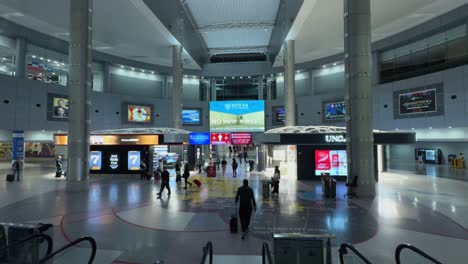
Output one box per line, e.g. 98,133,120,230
200,241,213,264
0,233,53,257
262,242,273,264
338,243,372,264
39,236,97,264
395,244,442,264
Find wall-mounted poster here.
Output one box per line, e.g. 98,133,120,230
25,142,55,157
127,105,152,123
89,151,102,171
324,101,345,121
182,108,202,125
315,150,347,176
210,100,265,132
273,106,285,124
47,93,69,121
108,153,120,170
128,151,141,170
399,88,436,115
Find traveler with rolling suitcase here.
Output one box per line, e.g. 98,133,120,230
230,204,238,233
11,158,23,181
235,179,256,240
175,160,182,184
55,156,63,178
182,164,192,189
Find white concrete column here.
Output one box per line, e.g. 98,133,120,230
344,0,375,197
172,45,183,129
257,77,264,100
67,0,93,181
15,38,26,78
283,39,296,126
102,62,111,93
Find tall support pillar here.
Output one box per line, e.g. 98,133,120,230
283,39,296,126
15,38,26,78
102,62,111,93
67,0,92,182
344,0,375,197
172,45,183,129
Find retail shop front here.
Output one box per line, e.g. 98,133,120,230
54,128,190,174
254,127,415,181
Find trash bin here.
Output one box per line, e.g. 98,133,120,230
262,180,271,198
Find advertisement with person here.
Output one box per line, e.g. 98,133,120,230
315,150,347,176
25,142,55,157
210,100,265,132
128,151,141,170
127,105,152,123
89,151,102,171
399,88,436,115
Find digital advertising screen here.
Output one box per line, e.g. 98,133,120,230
128,151,141,170
399,88,436,115
182,109,201,125
47,93,69,121
89,151,102,171
315,150,347,176
425,149,436,161
108,153,120,171
210,100,265,132
231,132,252,145
127,105,152,123
189,132,210,145
273,106,285,124
324,101,346,121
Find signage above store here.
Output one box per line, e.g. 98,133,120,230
231,132,253,145
54,134,159,146
325,134,346,143
210,133,231,145
189,132,210,145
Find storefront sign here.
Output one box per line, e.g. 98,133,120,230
189,132,210,145
12,131,24,161
54,134,159,146
210,133,231,145
325,134,346,143
231,132,252,145
109,153,119,170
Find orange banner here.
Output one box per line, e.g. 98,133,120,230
54,134,159,146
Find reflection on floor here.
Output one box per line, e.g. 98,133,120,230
1,161,468,263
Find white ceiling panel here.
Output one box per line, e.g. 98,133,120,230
203,28,273,49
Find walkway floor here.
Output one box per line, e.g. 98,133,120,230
1,161,467,263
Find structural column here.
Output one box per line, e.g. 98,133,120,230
283,39,296,126
344,0,375,197
15,38,26,78
67,0,93,181
172,45,183,129
102,62,111,93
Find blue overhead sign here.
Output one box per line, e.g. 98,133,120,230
189,132,210,145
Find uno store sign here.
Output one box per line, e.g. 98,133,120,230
231,133,252,145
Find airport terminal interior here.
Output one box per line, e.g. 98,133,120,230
1,0,468,263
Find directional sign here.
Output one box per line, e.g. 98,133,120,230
210,133,231,145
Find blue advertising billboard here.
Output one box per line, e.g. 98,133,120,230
89,151,102,171
209,100,265,132
128,151,141,170
182,109,201,125
189,132,210,145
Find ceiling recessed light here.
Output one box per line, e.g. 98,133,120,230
411,128,415,130
47,59,51,62
32,55,36,58
224,77,226,79
61,63,65,66
232,77,235,79
39,57,44,60
184,75,188,78
201,76,204,79
448,126,452,128
395,128,399,131
270,74,274,77
322,65,326,68
151,71,155,74
240,76,243,79
131,67,135,70
141,69,145,72
333,63,337,66
248,76,251,79
41,129,45,132
429,127,433,129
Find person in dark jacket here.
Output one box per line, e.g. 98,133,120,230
157,168,171,197
55,156,63,178
175,160,182,183
183,164,192,189
12,158,23,181
235,179,256,239
232,159,238,177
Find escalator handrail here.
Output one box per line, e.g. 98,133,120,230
0,233,53,257
262,242,273,264
395,244,442,264
38,236,97,264
338,243,372,264
200,241,213,264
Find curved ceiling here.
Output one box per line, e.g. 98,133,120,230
274,0,468,66
0,0,201,69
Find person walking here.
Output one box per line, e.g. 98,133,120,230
183,164,193,189
139,160,147,180
243,151,248,164
232,159,238,177
229,146,233,156
197,156,204,173
237,152,243,164
12,158,24,181
157,168,171,197
271,166,281,195
175,159,182,184
55,156,63,178
235,179,256,240
221,158,228,176
216,155,221,169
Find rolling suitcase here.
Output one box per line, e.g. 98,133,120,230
262,180,270,198
193,179,202,187
329,178,336,198
55,170,62,178
230,206,238,233
6,174,14,182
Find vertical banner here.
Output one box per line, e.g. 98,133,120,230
12,130,25,161
128,151,141,170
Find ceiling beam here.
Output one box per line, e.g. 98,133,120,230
209,46,269,55
198,22,275,32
